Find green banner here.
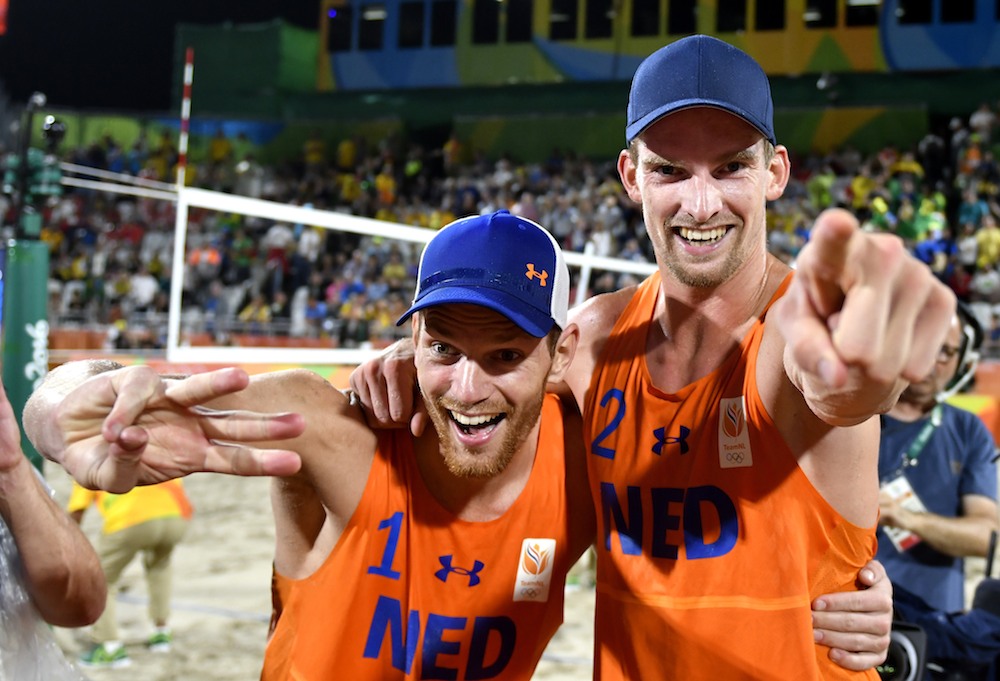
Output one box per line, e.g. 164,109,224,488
2,240,50,472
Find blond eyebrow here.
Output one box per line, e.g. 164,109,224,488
640,142,762,171
731,147,759,164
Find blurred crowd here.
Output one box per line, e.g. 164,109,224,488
9,101,1000,355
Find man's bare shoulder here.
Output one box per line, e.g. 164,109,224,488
562,285,639,402
570,286,638,350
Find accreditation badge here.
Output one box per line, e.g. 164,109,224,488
880,475,929,552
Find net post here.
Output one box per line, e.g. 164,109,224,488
176,46,194,188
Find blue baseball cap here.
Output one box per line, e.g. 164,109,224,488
625,35,776,146
397,210,569,338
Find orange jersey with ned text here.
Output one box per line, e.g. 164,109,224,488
585,272,877,681
262,395,575,681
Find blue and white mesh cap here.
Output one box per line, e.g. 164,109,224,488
397,210,569,338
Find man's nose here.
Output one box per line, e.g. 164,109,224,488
682,173,724,224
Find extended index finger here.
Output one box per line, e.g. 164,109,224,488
797,209,858,318
163,367,251,408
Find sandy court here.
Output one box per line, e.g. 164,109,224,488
46,467,595,681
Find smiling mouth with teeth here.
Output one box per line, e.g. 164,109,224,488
450,411,506,434
677,226,729,244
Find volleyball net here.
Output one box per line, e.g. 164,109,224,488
59,164,657,367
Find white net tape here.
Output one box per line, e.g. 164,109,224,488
167,187,656,366
59,166,657,367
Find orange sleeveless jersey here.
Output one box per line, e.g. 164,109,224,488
262,395,574,680
585,272,877,681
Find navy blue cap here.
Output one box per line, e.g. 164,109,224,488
625,35,776,145
397,210,569,338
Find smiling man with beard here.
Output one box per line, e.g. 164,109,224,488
25,210,596,680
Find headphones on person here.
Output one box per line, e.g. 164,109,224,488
936,300,984,403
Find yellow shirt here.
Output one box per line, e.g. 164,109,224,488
67,480,193,535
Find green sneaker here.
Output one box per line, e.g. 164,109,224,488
146,630,172,653
79,643,131,669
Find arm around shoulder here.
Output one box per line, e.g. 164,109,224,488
561,286,635,409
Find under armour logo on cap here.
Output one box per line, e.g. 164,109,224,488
525,263,548,286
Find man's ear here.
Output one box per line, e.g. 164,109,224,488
548,323,579,385
617,147,642,204
766,144,791,201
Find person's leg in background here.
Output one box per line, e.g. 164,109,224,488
81,524,145,668
142,515,190,652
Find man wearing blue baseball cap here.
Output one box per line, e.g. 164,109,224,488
23,210,596,679
347,35,954,679
558,34,953,679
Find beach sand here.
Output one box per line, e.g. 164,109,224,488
47,467,595,681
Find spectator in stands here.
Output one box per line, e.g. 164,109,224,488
128,264,161,314
914,224,958,283
969,102,997,146
441,130,463,176
208,127,233,169
971,265,1000,305
976,212,1000,271
303,292,328,337
917,126,949,187
185,238,223,307
302,128,327,181
238,292,272,333
959,186,992,229
337,300,370,348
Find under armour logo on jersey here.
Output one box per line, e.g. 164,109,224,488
435,555,485,586
524,263,548,286
652,425,690,456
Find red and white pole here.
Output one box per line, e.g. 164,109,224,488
177,46,194,187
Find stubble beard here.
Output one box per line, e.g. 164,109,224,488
661,237,744,289
422,389,546,479
654,220,746,289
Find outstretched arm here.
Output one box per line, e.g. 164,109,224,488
24,361,305,493
0,376,106,627
772,208,955,426
812,560,893,670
